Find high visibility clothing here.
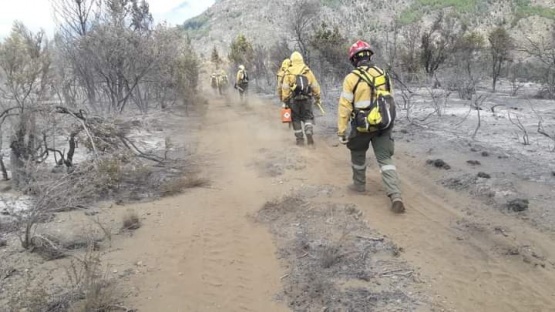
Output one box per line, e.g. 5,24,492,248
281,52,321,102
276,58,291,101
236,69,248,85
337,65,392,137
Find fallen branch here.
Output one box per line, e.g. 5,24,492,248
118,135,164,163
356,235,384,242
55,106,99,159
379,269,414,277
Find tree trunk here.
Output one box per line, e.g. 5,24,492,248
0,155,8,180
10,149,24,189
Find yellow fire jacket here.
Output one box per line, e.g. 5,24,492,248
276,68,287,101
236,69,248,85
276,59,291,101
337,65,392,136
281,53,321,102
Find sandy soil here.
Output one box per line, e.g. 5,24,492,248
2,91,555,311
111,93,555,311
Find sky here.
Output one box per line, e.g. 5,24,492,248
0,0,215,39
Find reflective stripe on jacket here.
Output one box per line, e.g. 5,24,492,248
337,65,391,136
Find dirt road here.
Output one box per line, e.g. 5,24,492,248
116,96,555,311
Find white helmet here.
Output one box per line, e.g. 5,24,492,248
239,65,245,70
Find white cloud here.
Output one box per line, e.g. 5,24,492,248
0,0,214,39
0,0,55,38
151,0,215,26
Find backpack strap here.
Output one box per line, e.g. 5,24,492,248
352,67,376,107
350,76,362,109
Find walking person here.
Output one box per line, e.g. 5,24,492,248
235,65,249,102
337,40,405,213
282,51,321,146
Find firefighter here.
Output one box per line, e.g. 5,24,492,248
218,69,229,95
235,65,249,102
210,72,218,94
337,40,405,213
282,51,321,146
276,58,291,105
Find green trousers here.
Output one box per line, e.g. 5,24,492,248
346,128,402,200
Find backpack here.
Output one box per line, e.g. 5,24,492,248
351,66,395,133
292,68,311,98
239,70,249,85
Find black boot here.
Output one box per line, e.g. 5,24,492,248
306,134,314,145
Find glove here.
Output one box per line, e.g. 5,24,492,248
338,135,348,145
281,103,287,108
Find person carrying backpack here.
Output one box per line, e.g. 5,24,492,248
276,58,291,104
282,51,321,146
210,72,219,95
235,65,249,102
217,69,229,96
337,40,405,213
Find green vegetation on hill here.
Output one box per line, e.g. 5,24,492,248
322,0,342,9
399,0,555,25
514,0,555,21
182,14,210,30
181,13,212,40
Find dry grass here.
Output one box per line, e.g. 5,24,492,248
121,209,141,231
159,175,210,197
6,245,121,312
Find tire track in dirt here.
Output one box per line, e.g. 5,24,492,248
114,97,290,311
290,130,555,311
116,94,555,311
237,96,555,311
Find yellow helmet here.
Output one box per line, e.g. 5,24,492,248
290,51,304,64
281,58,291,70
238,65,245,70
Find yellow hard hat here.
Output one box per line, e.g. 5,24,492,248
238,65,245,70
290,51,303,63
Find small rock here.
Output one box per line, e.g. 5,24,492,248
0,238,7,248
470,148,478,152
136,261,143,266
507,198,529,212
481,151,490,157
477,172,491,179
427,159,451,170
400,129,408,134
506,247,520,255
467,160,481,166
113,269,118,274
84,210,99,216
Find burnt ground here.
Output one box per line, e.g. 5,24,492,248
317,79,555,236
256,187,442,312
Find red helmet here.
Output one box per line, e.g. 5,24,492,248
348,40,374,61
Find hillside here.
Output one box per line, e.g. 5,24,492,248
182,0,555,58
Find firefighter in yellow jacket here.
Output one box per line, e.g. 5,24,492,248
276,58,291,104
282,51,321,146
235,65,249,102
337,40,405,213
